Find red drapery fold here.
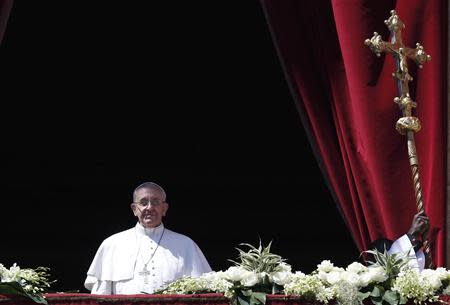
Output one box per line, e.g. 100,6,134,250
0,0,13,45
261,0,446,266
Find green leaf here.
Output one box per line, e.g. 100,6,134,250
371,298,384,305
24,293,48,305
0,282,27,296
250,292,266,305
363,246,415,280
231,240,287,274
0,282,48,305
382,290,399,305
370,286,385,298
358,291,371,301
237,295,251,305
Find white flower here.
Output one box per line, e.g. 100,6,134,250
3,263,21,282
201,271,222,282
223,266,246,282
272,270,292,285
423,267,450,282
346,262,367,274
198,272,234,298
317,271,328,281
367,266,388,283
240,271,260,287
358,271,372,287
325,270,342,285
0,264,6,279
436,267,450,279
334,280,360,305
0,263,52,301
317,260,334,273
284,273,335,303
277,262,292,273
392,268,439,304
340,271,361,287
421,269,443,290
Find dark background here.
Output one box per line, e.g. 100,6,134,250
0,1,358,292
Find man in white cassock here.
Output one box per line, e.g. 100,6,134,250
84,182,212,294
371,211,430,271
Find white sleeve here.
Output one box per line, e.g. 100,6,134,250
388,234,424,271
184,241,212,277
87,276,113,294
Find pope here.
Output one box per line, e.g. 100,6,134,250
84,182,212,294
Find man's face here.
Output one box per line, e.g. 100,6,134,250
131,187,169,228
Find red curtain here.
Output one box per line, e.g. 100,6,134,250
261,0,446,266
0,0,13,45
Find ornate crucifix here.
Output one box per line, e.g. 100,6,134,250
364,10,433,267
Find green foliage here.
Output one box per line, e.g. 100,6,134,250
229,240,286,274
229,240,287,305
236,289,266,305
0,282,48,304
361,247,413,305
158,241,450,305
365,246,412,286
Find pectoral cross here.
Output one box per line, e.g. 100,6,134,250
139,265,151,284
365,10,433,268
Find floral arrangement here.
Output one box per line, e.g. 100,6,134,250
157,241,291,305
0,263,53,304
156,241,450,305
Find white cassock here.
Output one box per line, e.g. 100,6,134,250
388,234,425,271
84,222,212,294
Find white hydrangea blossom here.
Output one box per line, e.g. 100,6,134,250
284,272,335,303
200,272,235,298
334,280,361,305
392,268,439,304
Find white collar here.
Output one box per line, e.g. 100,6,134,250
135,222,165,238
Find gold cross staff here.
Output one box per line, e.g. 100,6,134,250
364,10,433,268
